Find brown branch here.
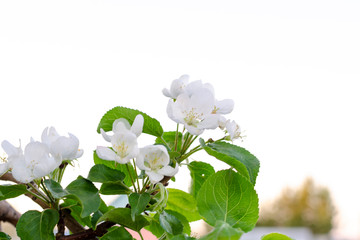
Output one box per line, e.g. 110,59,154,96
0,200,21,226
0,173,85,233
57,221,115,240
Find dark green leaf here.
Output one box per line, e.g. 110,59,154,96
97,208,149,232
44,179,68,199
165,210,191,235
100,226,133,240
188,161,215,197
16,209,59,240
129,192,151,221
159,210,183,236
197,170,259,232
97,106,163,137
144,214,165,238
0,184,27,201
100,182,132,195
0,232,11,240
199,221,243,240
166,188,201,222
88,164,125,183
200,139,260,185
65,176,101,218
261,233,293,240
94,151,136,187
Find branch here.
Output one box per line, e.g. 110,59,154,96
0,173,85,233
0,200,21,226
57,221,115,240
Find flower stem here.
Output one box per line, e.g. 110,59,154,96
126,163,137,192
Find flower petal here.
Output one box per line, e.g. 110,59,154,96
215,99,234,114
146,171,164,183
131,114,144,137
96,146,118,161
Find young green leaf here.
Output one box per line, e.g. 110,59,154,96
199,221,243,240
166,188,201,222
96,208,149,232
187,161,215,198
88,164,125,183
200,139,260,185
99,226,133,240
165,210,191,235
159,210,183,236
44,179,68,199
65,176,101,218
170,235,196,240
0,185,27,201
129,192,151,221
97,106,163,137
261,233,293,240
99,182,132,195
16,209,59,240
197,170,259,232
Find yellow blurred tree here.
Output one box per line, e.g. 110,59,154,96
257,178,335,234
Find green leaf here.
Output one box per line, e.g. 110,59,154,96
0,184,27,201
0,232,11,240
97,208,149,232
199,221,243,240
129,192,151,221
16,209,59,240
97,106,163,137
170,235,196,240
100,182,132,195
88,164,125,183
159,210,183,236
196,170,259,232
144,214,165,238
166,188,201,222
261,233,293,240
65,176,101,218
94,151,137,187
187,161,215,198
44,179,68,199
200,139,260,185
165,210,191,235
155,131,183,151
100,226,133,240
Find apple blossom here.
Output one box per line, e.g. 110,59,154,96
41,127,83,161
136,145,178,183
225,120,242,141
1,140,61,183
162,74,189,99
96,115,144,164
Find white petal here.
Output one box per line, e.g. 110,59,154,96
113,119,131,132
51,134,79,160
185,124,204,136
1,140,21,156
146,171,164,183
191,89,215,115
0,163,9,176
135,154,150,171
198,114,221,130
41,126,60,146
100,129,112,142
162,88,172,98
157,164,179,177
96,146,118,161
131,114,144,137
215,99,234,114
75,149,84,158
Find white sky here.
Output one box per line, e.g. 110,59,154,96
0,0,360,239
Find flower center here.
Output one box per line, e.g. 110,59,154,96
114,142,129,158
183,108,203,126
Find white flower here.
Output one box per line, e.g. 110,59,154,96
41,127,83,161
225,120,242,141
1,140,61,183
167,88,219,135
136,145,178,183
162,75,189,99
96,114,144,164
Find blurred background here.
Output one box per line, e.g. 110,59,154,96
0,1,359,239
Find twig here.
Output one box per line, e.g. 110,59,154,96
0,200,21,226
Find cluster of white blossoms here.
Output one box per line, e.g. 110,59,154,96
0,127,83,183
164,75,242,139
96,114,178,183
